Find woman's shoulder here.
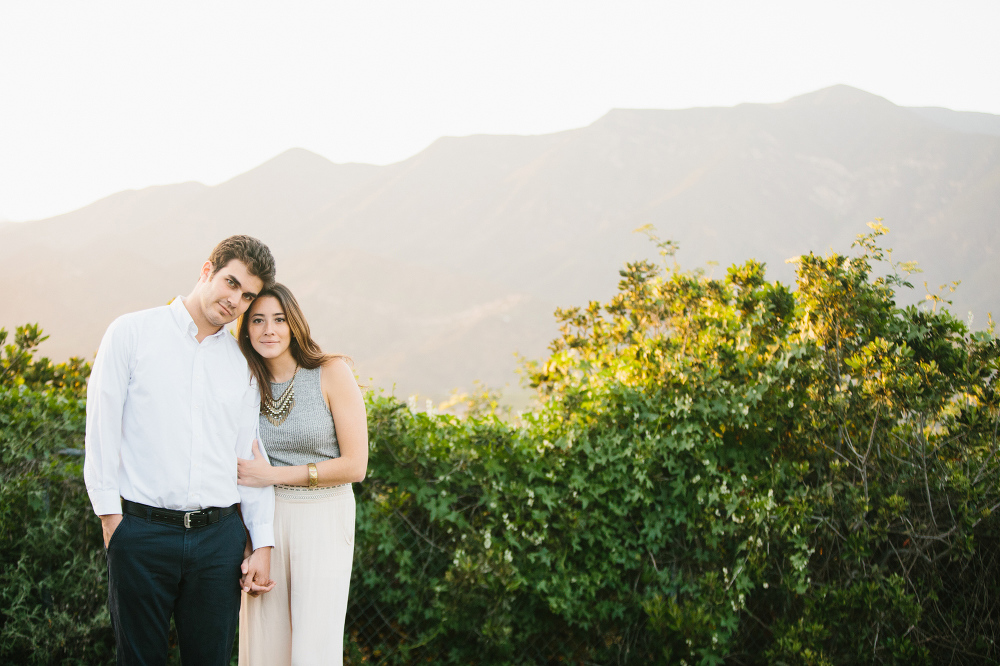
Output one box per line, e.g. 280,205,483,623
319,356,355,385
320,355,351,371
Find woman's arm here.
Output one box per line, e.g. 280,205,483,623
238,359,368,487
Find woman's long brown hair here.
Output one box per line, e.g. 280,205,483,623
237,283,350,410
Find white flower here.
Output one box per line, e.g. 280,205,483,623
504,550,513,563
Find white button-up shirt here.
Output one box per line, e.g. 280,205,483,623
84,297,274,549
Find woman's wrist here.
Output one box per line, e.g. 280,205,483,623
270,464,307,486
264,466,281,486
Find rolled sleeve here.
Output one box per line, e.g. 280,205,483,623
236,385,275,549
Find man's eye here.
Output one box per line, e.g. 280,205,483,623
243,294,253,301
227,279,236,288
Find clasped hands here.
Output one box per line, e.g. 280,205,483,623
241,542,275,596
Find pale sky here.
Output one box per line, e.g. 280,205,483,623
1,0,998,222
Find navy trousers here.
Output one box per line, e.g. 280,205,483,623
106,509,246,666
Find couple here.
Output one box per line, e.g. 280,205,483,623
83,235,367,665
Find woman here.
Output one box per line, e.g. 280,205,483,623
235,283,368,666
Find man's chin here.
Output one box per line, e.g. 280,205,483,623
206,311,237,328
212,305,238,325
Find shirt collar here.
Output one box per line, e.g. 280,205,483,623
170,296,229,341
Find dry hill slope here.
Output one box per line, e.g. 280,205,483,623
2,85,997,398
298,85,998,308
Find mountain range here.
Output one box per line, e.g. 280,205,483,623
2,85,998,400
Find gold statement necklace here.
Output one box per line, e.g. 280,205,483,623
264,365,299,426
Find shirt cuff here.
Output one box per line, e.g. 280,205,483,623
90,491,123,516
245,521,275,550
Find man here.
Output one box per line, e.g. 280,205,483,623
85,235,277,665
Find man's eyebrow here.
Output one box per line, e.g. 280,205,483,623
225,273,258,299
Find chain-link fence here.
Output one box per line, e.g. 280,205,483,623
343,497,1000,665
342,502,757,665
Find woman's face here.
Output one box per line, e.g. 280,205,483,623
247,296,292,361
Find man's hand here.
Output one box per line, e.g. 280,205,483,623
237,440,274,488
240,546,276,596
100,513,123,548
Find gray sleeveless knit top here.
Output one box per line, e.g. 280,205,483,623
260,366,341,467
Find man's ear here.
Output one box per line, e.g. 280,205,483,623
199,260,214,283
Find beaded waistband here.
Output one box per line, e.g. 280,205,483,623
274,483,353,500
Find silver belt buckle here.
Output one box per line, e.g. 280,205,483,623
183,511,196,528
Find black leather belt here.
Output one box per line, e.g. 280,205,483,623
122,499,238,529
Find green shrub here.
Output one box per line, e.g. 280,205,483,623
349,223,1000,664
0,326,111,664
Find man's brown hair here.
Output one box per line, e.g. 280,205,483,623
208,235,276,290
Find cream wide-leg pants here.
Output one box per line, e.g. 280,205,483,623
239,484,356,666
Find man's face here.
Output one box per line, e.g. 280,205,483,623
198,260,264,328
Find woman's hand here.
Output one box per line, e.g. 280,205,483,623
241,546,276,597
237,440,274,487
